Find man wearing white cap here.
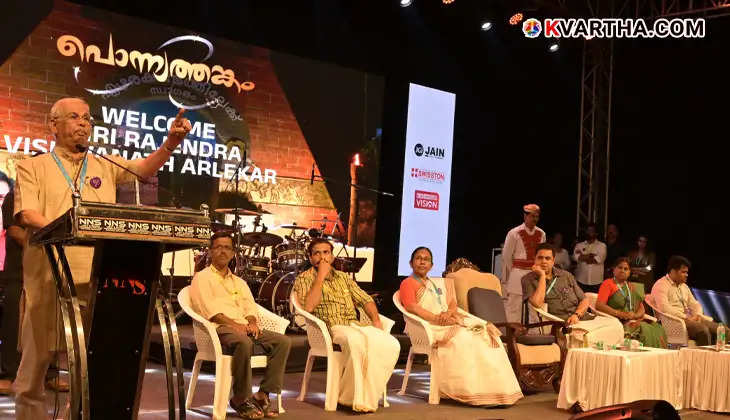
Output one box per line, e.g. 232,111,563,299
501,204,546,323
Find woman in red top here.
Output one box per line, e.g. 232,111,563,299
596,257,667,348
398,247,523,406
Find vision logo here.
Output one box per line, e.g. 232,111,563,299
523,18,542,38
414,190,439,211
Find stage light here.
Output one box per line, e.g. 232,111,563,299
548,42,560,52
400,0,412,7
442,0,455,4
509,13,523,25
481,21,493,31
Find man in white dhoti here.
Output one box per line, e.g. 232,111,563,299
523,243,624,347
294,238,399,412
501,203,546,323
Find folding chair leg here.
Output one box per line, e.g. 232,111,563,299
383,389,389,408
324,356,342,411
398,348,415,396
185,356,203,409
298,352,315,402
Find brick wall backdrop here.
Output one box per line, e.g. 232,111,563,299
0,0,339,230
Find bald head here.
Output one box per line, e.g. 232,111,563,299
49,97,91,151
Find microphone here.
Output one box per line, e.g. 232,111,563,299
310,163,315,185
86,146,182,208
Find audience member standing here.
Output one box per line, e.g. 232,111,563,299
628,235,656,292
604,224,626,277
573,223,606,293
550,232,572,272
501,204,546,323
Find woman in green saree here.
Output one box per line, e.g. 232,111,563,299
596,257,667,348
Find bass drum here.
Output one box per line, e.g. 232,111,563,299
257,271,305,330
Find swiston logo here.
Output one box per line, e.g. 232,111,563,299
411,168,446,183
414,190,439,211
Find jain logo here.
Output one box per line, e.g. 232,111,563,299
414,143,445,159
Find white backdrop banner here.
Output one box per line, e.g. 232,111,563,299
398,83,455,276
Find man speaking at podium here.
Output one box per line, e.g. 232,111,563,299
12,97,191,419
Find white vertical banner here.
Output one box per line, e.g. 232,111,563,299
398,83,455,276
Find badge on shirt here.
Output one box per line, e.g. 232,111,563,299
89,177,102,189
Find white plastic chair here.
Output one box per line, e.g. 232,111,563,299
178,286,290,420
644,294,711,347
585,292,658,322
290,292,394,411
392,290,488,404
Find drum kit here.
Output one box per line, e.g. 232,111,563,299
193,209,358,331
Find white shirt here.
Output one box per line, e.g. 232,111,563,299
650,275,704,319
190,265,259,326
572,240,606,286
501,223,546,283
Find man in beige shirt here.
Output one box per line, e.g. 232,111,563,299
651,255,719,346
191,232,291,419
13,97,192,419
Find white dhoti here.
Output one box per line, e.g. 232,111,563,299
503,267,530,323
571,316,625,347
330,324,400,412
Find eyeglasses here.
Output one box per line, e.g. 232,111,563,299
54,113,95,126
211,245,234,251
413,256,432,262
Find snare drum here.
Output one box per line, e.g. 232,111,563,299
272,242,308,271
257,271,305,330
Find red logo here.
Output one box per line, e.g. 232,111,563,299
410,168,446,183
414,190,439,211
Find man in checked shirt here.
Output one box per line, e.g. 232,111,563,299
294,238,399,412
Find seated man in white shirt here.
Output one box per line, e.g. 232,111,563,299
651,255,719,346
191,232,291,419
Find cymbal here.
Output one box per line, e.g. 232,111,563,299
241,232,283,247
215,208,263,216
310,219,333,223
211,222,236,232
275,224,308,230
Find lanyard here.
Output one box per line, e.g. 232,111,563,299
416,276,443,306
51,151,87,195
546,275,558,296
617,281,632,312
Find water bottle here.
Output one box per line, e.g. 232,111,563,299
717,324,726,352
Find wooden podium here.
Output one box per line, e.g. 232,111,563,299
31,201,211,420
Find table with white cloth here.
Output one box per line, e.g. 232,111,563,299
557,347,683,411
681,346,730,412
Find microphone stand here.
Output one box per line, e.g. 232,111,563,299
311,171,395,281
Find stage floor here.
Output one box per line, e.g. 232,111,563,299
0,363,727,419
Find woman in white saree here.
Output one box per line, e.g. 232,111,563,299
399,247,523,406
